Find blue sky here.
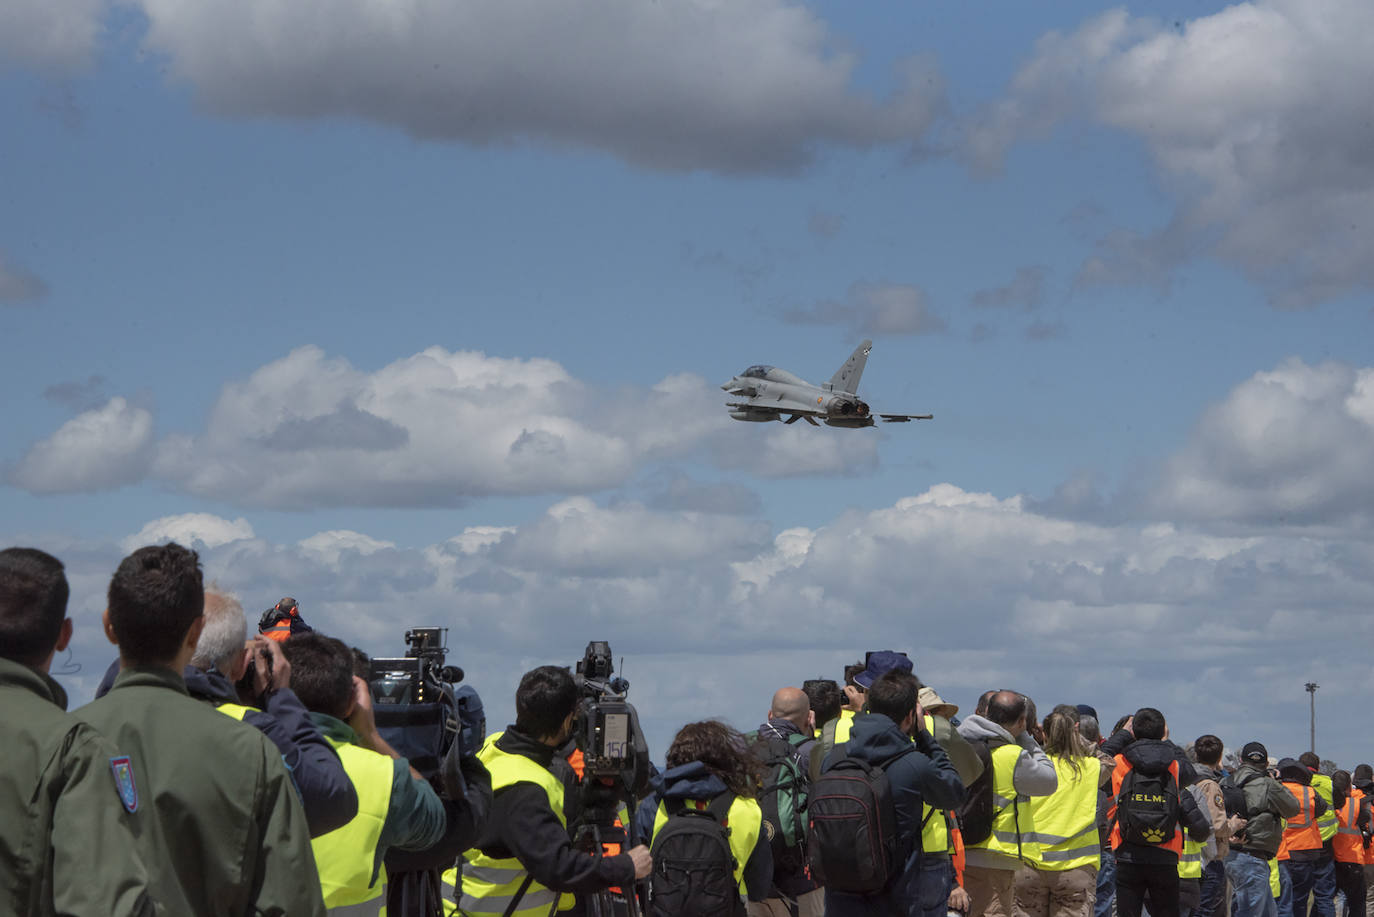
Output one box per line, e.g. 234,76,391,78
3,0,1372,763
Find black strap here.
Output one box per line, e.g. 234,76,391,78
501,874,535,917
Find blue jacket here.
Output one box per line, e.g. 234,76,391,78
97,657,357,837
823,713,965,916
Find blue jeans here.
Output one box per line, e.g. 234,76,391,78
1291,859,1320,917
1312,852,1337,917
1096,847,1117,917
1225,850,1278,917
918,855,954,917
1281,862,1296,917
1198,859,1227,917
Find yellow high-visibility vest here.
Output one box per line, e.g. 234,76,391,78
311,737,395,910
459,737,574,917
1026,755,1099,872
967,743,1040,864
1312,774,1339,842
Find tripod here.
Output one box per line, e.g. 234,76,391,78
386,868,447,917
575,780,646,917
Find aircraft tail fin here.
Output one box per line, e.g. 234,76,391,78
828,340,872,394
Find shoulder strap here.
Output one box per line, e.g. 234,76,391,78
705,792,735,822
501,874,535,917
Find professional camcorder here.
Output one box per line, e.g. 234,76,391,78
369,628,490,917
369,627,484,772
573,640,649,796
571,641,650,917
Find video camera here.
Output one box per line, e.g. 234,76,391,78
368,628,484,775
572,640,650,799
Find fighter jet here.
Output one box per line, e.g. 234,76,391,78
721,340,932,428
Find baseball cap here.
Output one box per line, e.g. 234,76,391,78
1241,741,1268,764
1075,704,1099,721
854,650,913,689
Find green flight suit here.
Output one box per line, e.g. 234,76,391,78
78,666,326,917
0,657,156,917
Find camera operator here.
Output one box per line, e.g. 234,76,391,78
283,634,447,911
458,665,652,916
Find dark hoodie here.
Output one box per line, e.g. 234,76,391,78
633,760,773,902
822,712,965,916
1108,736,1211,866
96,657,357,836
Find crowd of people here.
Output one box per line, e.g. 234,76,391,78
2,541,1372,917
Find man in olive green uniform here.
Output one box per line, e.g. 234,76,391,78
0,547,157,917
78,542,326,917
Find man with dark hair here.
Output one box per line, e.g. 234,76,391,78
804,678,843,782
459,665,652,915
78,542,324,916
958,689,1059,917
1100,709,1211,917
822,670,965,917
0,547,156,917
281,633,446,911
1191,735,1239,917
96,585,358,838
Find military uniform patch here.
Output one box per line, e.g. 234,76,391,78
110,756,138,813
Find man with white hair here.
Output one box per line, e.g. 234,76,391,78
186,586,358,838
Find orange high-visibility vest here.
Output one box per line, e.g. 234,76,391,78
1109,757,1183,856
1334,795,1364,864
1282,784,1323,853
261,617,293,642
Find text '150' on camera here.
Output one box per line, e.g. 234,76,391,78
573,640,649,798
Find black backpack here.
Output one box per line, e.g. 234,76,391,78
650,794,743,917
954,737,999,845
748,732,810,878
807,751,907,894
1115,765,1181,846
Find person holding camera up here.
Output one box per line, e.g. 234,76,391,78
282,633,448,912
458,665,652,916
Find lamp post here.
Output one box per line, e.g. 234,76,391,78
1305,682,1319,754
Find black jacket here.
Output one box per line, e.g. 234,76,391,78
1108,737,1211,865
472,728,635,896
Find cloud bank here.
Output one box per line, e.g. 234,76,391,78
965,0,1374,308
7,345,881,507
135,0,944,174
32,477,1374,764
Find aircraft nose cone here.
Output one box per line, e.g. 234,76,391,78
720,379,736,391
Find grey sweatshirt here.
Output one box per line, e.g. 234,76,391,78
956,714,1059,869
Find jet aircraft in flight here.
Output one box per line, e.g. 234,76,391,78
721,340,932,427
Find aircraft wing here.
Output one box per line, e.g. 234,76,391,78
725,402,827,416
876,412,934,423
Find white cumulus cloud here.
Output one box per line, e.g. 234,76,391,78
121,513,256,553
135,0,944,174
965,0,1374,308
1148,359,1374,526
11,345,882,507
9,397,154,493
